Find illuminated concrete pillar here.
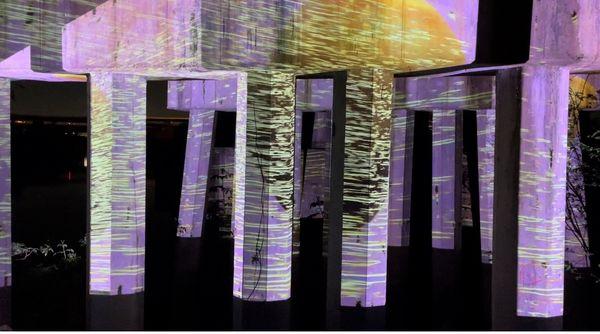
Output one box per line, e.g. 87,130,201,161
341,68,393,307
232,71,295,302
176,110,215,237
0,78,10,327
516,66,569,318
167,79,237,238
477,110,495,264
388,109,414,247
431,110,461,250
493,66,569,327
88,73,146,329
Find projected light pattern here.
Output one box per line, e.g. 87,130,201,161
341,68,392,307
233,71,295,301
517,66,568,318
293,79,333,255
177,109,215,237
432,110,459,250
0,79,10,288
477,111,495,264
89,73,146,295
62,0,476,73
388,109,414,247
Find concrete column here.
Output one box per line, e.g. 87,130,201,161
0,78,10,327
232,71,295,302
517,66,569,318
88,73,146,329
431,110,461,250
477,110,495,264
492,66,568,329
341,68,393,308
176,109,215,237
388,109,414,247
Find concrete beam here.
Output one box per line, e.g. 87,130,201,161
340,68,393,307
394,76,495,111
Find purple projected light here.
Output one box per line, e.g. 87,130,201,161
517,66,568,318
432,110,459,250
388,109,414,247
477,111,495,264
89,73,146,295
0,79,10,288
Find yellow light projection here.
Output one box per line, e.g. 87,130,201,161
298,0,467,72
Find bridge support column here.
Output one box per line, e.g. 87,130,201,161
232,71,295,303
388,109,414,247
340,68,393,308
0,78,11,328
493,66,568,329
88,73,146,330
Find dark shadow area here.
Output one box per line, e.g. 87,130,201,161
11,81,88,330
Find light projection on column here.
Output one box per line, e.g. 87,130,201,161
477,111,495,264
0,79,10,288
232,71,295,301
388,109,414,247
89,73,146,295
564,75,597,268
517,66,569,318
431,110,459,250
341,68,393,307
176,110,215,238
293,79,333,255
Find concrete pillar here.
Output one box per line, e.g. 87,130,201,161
0,78,10,327
431,110,461,250
232,71,295,302
492,66,568,329
341,68,393,308
516,66,568,318
176,109,215,237
88,73,146,329
388,109,414,247
477,110,495,264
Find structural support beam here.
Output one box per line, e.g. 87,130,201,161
89,73,146,296
0,78,10,328
388,109,414,247
477,110,495,264
431,110,461,250
341,68,393,307
232,71,295,302
517,66,568,318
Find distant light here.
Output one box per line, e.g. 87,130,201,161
83,157,88,168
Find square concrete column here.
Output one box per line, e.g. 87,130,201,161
89,73,146,296
477,110,495,264
176,109,215,237
232,71,296,302
341,68,393,308
516,66,569,318
431,110,461,250
493,67,569,329
0,78,10,327
388,109,414,247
